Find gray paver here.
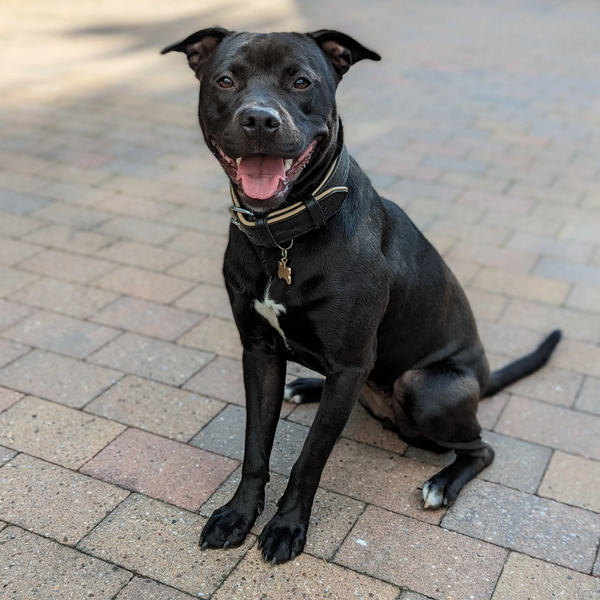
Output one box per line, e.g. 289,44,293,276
0,525,131,599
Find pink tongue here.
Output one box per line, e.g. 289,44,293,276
236,154,285,200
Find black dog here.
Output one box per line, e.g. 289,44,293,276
162,28,560,564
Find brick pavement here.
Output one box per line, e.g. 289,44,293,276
0,0,599,598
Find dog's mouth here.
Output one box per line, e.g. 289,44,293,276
213,139,319,206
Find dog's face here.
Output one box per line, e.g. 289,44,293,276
163,29,380,212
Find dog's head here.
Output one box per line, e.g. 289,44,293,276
162,29,380,212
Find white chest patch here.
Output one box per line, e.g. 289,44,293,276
253,283,287,340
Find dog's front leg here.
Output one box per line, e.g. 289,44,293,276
259,367,369,564
200,340,286,550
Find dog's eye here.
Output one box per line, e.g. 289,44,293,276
293,78,311,90
217,76,234,89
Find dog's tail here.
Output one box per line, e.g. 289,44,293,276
483,329,562,398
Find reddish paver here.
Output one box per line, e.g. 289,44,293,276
213,550,400,600
88,332,213,386
10,277,118,318
442,478,600,573
0,526,132,599
81,428,238,510
0,387,23,413
1,311,119,358
94,265,195,304
96,240,187,271
0,349,121,407
538,450,600,513
550,338,600,377
85,375,225,441
492,552,600,600
477,392,509,430
167,254,225,286
0,396,125,468
320,438,442,524
91,296,204,341
24,223,113,253
177,316,243,360
494,395,600,460
96,216,180,245
184,355,245,404
335,506,507,600
78,493,254,598
0,453,129,545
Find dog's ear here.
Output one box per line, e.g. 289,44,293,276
161,27,232,79
308,30,381,77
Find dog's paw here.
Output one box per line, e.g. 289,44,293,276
200,503,260,550
258,514,307,564
283,378,324,404
420,475,460,510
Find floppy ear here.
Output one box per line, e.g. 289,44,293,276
308,30,381,77
161,27,232,79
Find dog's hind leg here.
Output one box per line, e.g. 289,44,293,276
395,368,494,510
283,378,324,404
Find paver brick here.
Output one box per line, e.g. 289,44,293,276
0,338,29,370
479,431,552,494
81,428,238,511
506,232,593,264
167,254,225,286
78,493,254,598
212,550,400,600
174,283,233,320
501,299,600,344
0,526,132,599
116,578,196,600
550,338,600,377
96,216,180,245
201,466,365,560
575,376,600,416
96,240,187,271
0,387,23,413
191,405,309,475
89,332,213,386
91,296,204,341
0,211,43,237
335,506,507,600
0,235,40,266
0,190,50,215
85,375,224,441
442,478,600,572
477,392,509,430
492,552,600,600
448,242,538,274
24,223,113,254
495,395,600,459
566,285,600,314
321,438,442,524
538,450,600,513
31,202,112,229
18,248,115,283
1,310,119,358
533,258,600,290
506,367,583,407
184,356,245,404
0,395,125,468
10,276,118,318
463,288,508,321
0,299,33,332
0,453,129,544
177,316,243,360
0,265,39,297
471,268,570,305
95,265,195,304
0,349,121,407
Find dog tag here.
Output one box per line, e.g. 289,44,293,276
278,257,292,285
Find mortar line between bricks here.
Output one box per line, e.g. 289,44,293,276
184,401,231,444
488,549,511,600
0,346,35,376
532,448,554,496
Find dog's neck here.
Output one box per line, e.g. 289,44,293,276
228,126,350,249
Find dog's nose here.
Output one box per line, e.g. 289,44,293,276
238,106,282,137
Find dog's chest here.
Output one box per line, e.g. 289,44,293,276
253,282,287,339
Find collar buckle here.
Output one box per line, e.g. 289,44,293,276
229,204,255,227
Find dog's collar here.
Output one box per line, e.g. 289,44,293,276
229,144,350,248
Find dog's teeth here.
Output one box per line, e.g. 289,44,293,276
284,159,293,172
236,157,242,166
